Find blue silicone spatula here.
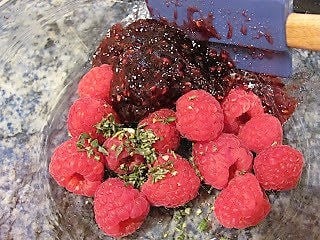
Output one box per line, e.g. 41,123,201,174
146,0,320,77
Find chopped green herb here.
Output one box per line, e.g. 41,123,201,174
173,207,190,240
171,170,178,176
110,144,116,151
115,145,124,158
188,156,202,180
75,133,107,161
95,114,123,138
197,219,209,232
149,161,174,183
94,117,167,187
119,164,148,188
97,115,160,165
133,128,159,164
196,209,202,216
162,155,170,161
184,207,191,215
119,163,128,171
171,150,177,159
98,146,108,155
164,116,176,123
90,139,99,148
152,116,176,124
177,233,186,240
86,148,94,158
163,232,169,238
76,133,91,150
80,133,91,139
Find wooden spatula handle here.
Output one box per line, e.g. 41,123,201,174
286,13,320,50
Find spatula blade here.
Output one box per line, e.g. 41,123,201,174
146,0,292,77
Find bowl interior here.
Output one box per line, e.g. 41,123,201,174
39,1,320,239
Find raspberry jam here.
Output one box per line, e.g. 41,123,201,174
93,19,296,124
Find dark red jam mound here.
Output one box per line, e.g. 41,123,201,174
93,19,296,124
93,19,234,123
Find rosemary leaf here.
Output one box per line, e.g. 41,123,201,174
197,219,209,232
119,164,148,188
95,114,123,138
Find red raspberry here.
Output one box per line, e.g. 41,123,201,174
193,133,253,189
77,64,113,102
253,145,304,190
139,109,180,153
176,90,224,141
103,137,130,172
94,178,150,238
49,138,105,197
214,173,271,229
141,153,200,208
103,137,145,174
222,88,264,134
228,147,253,180
67,97,119,139
238,113,283,153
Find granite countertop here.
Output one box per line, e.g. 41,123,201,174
0,1,320,239
0,1,144,238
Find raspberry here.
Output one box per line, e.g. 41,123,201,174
228,147,253,180
141,153,200,208
238,113,283,153
94,178,150,238
139,109,180,153
193,133,253,189
176,90,224,141
103,137,145,174
214,173,271,229
123,154,146,174
103,137,130,173
253,145,304,190
67,97,119,140
77,64,113,102
49,138,105,197
222,88,264,134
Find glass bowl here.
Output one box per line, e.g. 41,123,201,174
1,0,319,239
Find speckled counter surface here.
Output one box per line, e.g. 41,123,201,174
0,1,145,238
0,1,320,240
